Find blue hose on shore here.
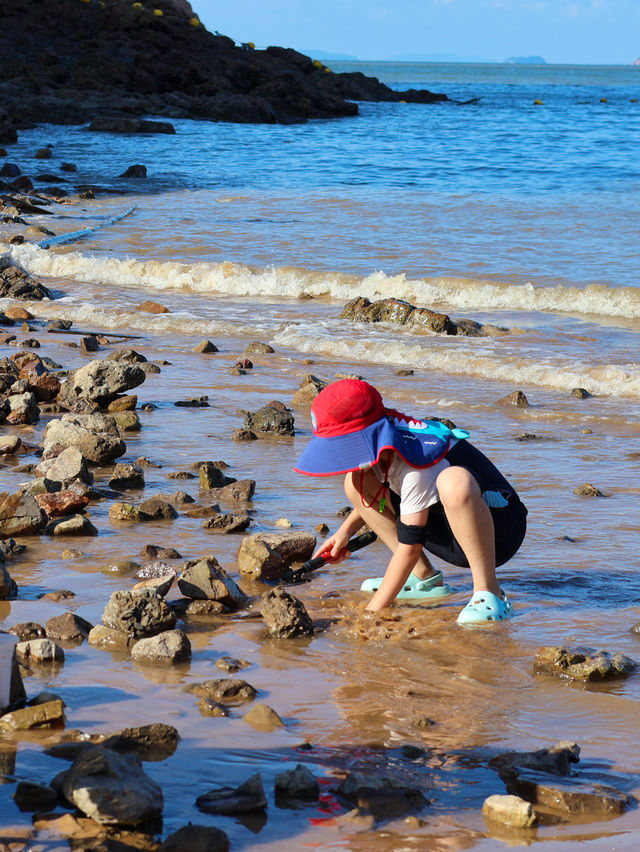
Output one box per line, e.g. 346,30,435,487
38,206,137,250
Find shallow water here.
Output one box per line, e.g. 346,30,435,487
0,60,639,849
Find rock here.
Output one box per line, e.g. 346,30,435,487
112,410,141,431
243,703,284,732
37,446,93,489
395,368,414,376
0,435,21,455
533,646,637,681
337,771,428,820
509,770,629,817
57,359,146,408
132,574,175,597
88,625,130,650
0,699,65,732
109,502,152,523
79,335,100,353
56,744,163,825
45,613,93,644
178,557,246,607
573,483,607,498
187,678,257,705
243,341,274,355
198,698,229,716
275,763,319,800
13,780,58,812
167,470,196,480
172,598,226,620
199,461,232,490
497,390,529,408
36,491,90,517
291,374,328,406
260,588,315,638
165,490,195,507
138,496,178,520
139,544,182,561
203,513,251,534
275,517,292,528
89,117,175,134
244,404,295,436
237,531,316,580
103,559,144,577
119,164,147,178
0,563,18,599
107,394,138,411
101,722,179,761
136,561,179,580
0,264,52,300
138,300,170,314
6,391,40,423
340,296,457,334
47,514,98,537
102,589,176,639
159,824,229,852
216,656,249,673
16,638,64,664
175,395,209,407
0,491,47,538
193,339,218,353
9,622,45,641
131,630,191,664
571,387,592,399
43,414,126,464
38,589,76,602
196,772,267,814
0,163,20,177
109,463,145,490
232,428,258,441
35,147,53,159
482,794,536,828
489,742,582,782
200,479,256,503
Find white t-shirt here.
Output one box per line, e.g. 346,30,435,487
373,447,455,516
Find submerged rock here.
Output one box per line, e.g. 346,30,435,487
573,482,607,498
340,296,458,335
55,744,163,825
13,780,58,812
533,647,637,681
260,588,315,638
186,678,257,706
101,722,179,762
336,770,428,820
196,772,267,814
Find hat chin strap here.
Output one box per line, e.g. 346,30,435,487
359,455,391,513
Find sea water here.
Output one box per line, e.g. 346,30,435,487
1,62,639,849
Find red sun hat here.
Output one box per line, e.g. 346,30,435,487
294,379,452,477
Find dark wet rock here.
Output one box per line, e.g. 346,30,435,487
109,463,145,490
43,413,126,464
233,428,258,441
37,447,94,490
131,629,191,665
216,655,249,673
0,562,18,599
336,771,428,820
89,117,175,134
119,164,147,178
193,339,218,353
139,544,182,561
102,589,176,639
497,390,529,407
341,296,458,335
172,598,226,620
0,163,20,177
237,531,316,580
0,263,52,300
260,588,315,638
13,780,58,812
198,698,230,717
489,741,581,782
19,338,40,349
482,794,536,828
175,395,209,407
199,461,234,490
138,496,178,520
159,824,230,852
36,491,90,517
244,403,295,436
167,470,196,480
57,358,146,409
0,699,65,732
533,646,637,681
164,490,195,507
101,722,179,762
0,491,47,539
571,387,592,399
45,613,93,645
243,703,284,732
54,744,163,825
61,162,78,172
573,482,607,498
200,479,256,503
106,348,148,364
9,622,45,641
46,513,98,537
196,772,267,815
0,537,26,557
203,512,250,534
186,678,257,705
79,335,100,354
275,763,319,800
291,374,328,407
38,589,76,602
509,770,629,817
178,557,246,607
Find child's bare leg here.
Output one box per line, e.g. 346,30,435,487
344,470,438,581
436,466,501,595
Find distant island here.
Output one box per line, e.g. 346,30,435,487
504,55,547,64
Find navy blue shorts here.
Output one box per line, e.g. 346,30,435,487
391,440,527,568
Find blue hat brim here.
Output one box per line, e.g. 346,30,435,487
294,417,450,476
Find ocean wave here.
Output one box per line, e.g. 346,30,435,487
9,244,640,320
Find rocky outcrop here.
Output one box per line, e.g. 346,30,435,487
0,0,448,134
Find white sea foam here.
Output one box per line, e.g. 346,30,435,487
10,244,640,319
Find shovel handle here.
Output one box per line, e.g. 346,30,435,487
284,530,378,582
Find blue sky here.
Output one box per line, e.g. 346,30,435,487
193,0,639,64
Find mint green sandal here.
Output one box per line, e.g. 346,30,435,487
360,570,453,600
456,590,513,624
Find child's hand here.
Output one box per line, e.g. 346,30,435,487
313,531,350,563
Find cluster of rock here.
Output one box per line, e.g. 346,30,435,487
0,0,448,142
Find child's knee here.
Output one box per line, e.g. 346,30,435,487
437,466,479,508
